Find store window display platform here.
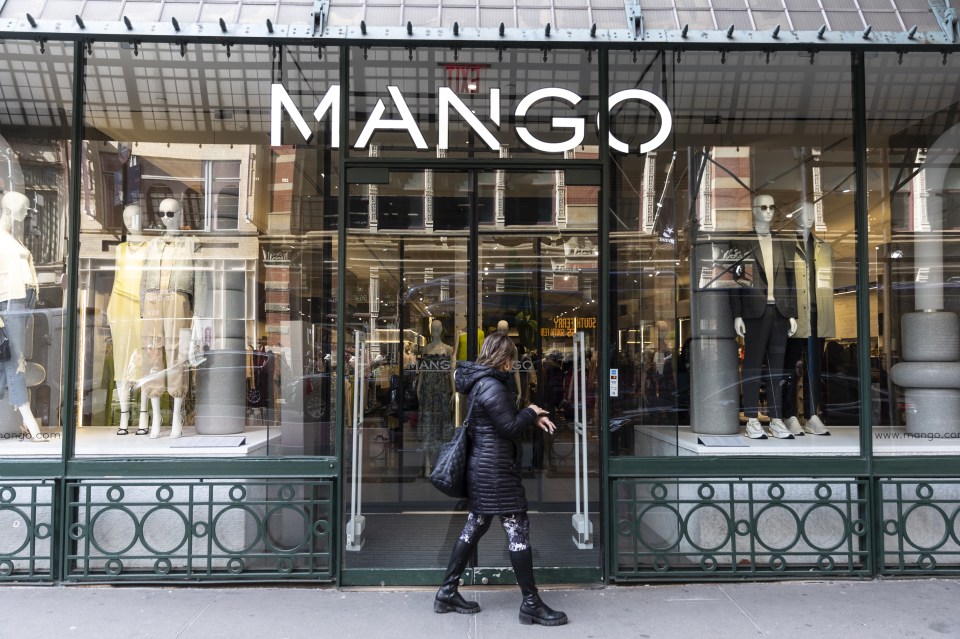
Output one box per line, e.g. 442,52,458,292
634,424,960,456
73,424,279,457
0,425,278,457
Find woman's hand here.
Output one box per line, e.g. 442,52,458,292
528,404,556,435
537,414,556,435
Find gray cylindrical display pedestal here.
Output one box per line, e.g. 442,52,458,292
223,290,246,339
690,269,739,435
689,337,740,435
901,311,960,362
892,310,960,434
195,350,246,435
693,291,736,338
903,388,960,434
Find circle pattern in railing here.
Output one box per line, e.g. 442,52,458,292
0,483,53,580
882,481,960,573
68,481,332,578
617,481,864,575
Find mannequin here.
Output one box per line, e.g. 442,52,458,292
140,198,195,439
0,192,44,441
108,205,150,435
782,205,834,436
732,194,798,440
418,319,455,475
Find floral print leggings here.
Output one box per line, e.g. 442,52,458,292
458,512,531,552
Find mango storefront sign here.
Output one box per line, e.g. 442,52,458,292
271,84,672,155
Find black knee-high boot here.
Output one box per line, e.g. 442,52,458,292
434,540,481,614
509,548,568,626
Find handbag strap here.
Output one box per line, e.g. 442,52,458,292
462,382,483,429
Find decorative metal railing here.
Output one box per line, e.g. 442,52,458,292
66,478,334,582
880,479,960,575
0,481,54,581
613,478,870,579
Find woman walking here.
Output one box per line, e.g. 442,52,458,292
434,333,568,626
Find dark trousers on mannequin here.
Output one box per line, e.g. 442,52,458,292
742,304,789,419
782,336,824,420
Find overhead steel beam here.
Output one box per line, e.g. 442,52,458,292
0,16,956,49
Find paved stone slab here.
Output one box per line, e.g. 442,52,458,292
0,579,955,639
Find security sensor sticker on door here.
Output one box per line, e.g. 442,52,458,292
609,368,618,397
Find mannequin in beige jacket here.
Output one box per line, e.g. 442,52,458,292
782,205,834,436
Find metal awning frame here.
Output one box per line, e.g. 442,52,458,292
2,17,960,52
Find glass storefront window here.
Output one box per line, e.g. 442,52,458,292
0,40,73,454
78,43,340,457
608,49,860,456
867,52,960,455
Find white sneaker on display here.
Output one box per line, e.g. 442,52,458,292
768,418,795,439
784,416,805,436
744,418,767,439
803,415,831,436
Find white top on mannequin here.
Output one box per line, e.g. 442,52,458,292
734,194,797,339
497,320,509,335
0,191,39,303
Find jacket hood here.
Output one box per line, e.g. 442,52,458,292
454,360,509,394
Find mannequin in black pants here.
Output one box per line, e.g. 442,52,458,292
732,194,798,440
782,333,826,433
781,204,834,436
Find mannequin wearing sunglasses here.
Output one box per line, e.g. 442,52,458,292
0,192,45,441
108,204,150,436
732,194,798,440
140,198,196,439
781,204,834,436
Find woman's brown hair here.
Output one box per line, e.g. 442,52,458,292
476,333,518,371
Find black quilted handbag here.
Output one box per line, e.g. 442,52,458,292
430,383,481,499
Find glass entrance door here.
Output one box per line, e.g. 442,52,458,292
342,168,600,583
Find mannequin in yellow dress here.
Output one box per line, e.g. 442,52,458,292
108,204,150,435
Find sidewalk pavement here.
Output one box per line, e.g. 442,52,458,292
3,578,957,639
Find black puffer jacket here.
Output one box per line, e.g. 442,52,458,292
455,360,538,515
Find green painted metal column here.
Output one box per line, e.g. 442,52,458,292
334,42,350,588
598,46,611,584
55,38,88,583
851,49,878,578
